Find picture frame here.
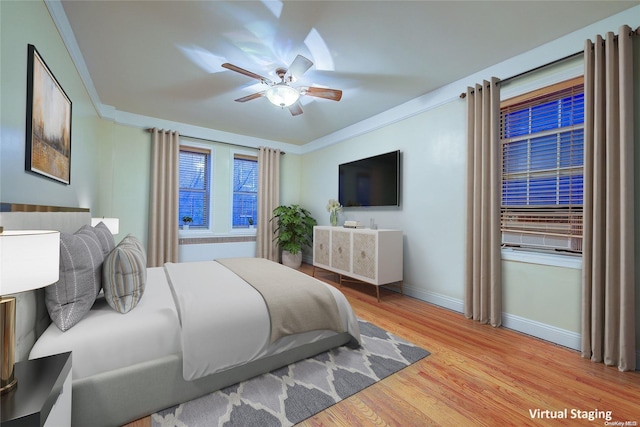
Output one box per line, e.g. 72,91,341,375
25,44,72,185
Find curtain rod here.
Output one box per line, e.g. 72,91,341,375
459,50,583,99
460,26,640,99
145,128,286,155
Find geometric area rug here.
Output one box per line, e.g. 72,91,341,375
151,319,430,427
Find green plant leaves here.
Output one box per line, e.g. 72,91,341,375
271,204,317,255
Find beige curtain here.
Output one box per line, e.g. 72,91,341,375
464,77,502,327
581,25,635,371
147,128,180,267
256,146,280,261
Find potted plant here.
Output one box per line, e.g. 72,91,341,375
271,204,317,268
247,217,254,228
182,216,193,230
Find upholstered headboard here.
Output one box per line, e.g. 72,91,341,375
0,203,91,361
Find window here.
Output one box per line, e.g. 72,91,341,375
500,77,584,253
179,146,211,228
232,154,258,228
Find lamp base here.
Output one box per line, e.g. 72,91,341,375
1,296,17,394
0,377,17,394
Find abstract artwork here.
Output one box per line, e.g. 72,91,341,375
25,44,72,184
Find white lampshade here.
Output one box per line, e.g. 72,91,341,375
91,217,119,234
265,83,300,107
0,230,60,295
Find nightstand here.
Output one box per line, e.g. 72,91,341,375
0,352,72,427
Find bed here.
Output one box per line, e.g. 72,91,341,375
1,204,361,427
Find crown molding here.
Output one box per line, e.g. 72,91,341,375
300,5,639,154
116,110,300,154
46,1,639,156
45,1,105,117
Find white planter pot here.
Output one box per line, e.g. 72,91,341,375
281,250,302,269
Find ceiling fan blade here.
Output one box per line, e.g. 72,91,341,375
222,63,272,84
234,92,264,102
287,55,313,80
303,86,343,101
288,102,303,116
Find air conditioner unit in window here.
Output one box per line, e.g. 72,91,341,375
502,231,582,252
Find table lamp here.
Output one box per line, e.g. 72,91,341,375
91,217,119,234
0,229,60,394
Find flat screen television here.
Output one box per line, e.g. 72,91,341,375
338,150,400,207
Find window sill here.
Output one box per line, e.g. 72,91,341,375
179,229,214,238
179,234,257,245
229,228,257,235
501,247,582,270
178,229,256,239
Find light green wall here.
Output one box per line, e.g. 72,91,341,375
300,100,468,301
95,127,302,249
280,153,302,207
300,38,640,354
0,0,105,209
503,261,581,332
2,0,638,356
97,124,151,242
298,96,589,341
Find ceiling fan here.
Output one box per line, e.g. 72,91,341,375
222,55,342,116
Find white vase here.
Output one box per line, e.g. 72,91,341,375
183,224,189,230
281,250,302,269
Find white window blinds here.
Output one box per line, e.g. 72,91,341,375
500,77,584,253
179,146,211,228
232,154,258,228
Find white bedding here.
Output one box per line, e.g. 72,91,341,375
29,260,361,382
164,260,360,380
29,267,181,379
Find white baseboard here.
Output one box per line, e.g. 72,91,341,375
401,285,464,313
334,278,639,370
501,313,581,351
402,284,581,351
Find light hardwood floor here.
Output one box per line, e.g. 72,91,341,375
124,263,640,427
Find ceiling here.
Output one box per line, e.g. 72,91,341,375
59,1,637,146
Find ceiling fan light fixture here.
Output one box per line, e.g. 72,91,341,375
265,83,300,108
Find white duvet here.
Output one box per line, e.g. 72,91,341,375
29,260,360,382
164,261,360,380
29,267,181,380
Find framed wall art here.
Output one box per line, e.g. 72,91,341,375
25,44,72,184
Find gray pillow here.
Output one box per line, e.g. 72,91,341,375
103,235,146,313
45,228,104,331
92,222,116,256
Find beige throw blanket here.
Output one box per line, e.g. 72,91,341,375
216,258,345,343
